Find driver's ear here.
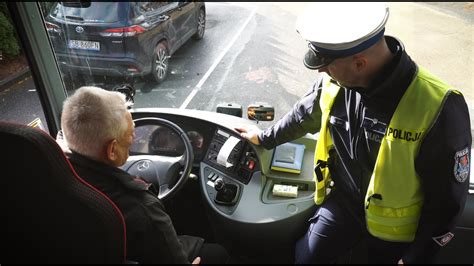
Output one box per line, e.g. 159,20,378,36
106,139,118,162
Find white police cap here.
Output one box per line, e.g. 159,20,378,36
296,2,389,69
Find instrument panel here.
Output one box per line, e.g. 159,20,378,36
129,113,260,184
130,124,205,159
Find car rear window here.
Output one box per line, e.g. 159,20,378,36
50,2,125,23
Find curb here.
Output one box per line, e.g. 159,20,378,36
0,67,31,88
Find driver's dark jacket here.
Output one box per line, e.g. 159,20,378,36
68,151,204,264
258,36,471,263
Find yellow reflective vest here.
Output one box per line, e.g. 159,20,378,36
313,66,460,242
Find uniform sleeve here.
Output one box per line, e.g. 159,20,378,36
403,93,472,263
258,79,324,149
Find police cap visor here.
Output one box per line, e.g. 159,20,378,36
303,46,334,70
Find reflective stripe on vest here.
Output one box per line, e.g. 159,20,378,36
314,67,457,241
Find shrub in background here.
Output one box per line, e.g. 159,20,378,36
0,2,20,58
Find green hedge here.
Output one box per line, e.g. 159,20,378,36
0,2,20,58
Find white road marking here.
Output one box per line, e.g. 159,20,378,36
179,6,257,109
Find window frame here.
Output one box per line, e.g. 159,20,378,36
7,2,67,136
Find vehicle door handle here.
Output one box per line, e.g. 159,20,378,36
158,15,169,22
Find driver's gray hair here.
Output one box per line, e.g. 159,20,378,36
61,86,131,159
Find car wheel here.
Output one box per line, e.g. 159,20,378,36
193,8,205,40
152,42,169,84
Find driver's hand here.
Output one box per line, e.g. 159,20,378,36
192,257,201,264
235,125,261,145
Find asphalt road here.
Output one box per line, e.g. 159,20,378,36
0,76,49,130
386,2,474,130
1,2,472,132
134,2,474,129
132,2,316,129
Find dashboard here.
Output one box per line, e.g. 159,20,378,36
129,117,259,184
130,109,318,256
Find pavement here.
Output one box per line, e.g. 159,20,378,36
0,66,30,89
386,2,474,129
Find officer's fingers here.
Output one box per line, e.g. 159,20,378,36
239,132,251,140
236,124,260,132
236,125,260,145
252,134,260,145
234,126,247,133
242,132,260,145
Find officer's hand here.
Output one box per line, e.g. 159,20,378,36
192,257,201,264
235,125,261,145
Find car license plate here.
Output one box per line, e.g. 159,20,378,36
68,40,100,51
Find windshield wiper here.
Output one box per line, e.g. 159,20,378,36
64,15,84,21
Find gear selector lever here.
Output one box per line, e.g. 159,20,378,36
214,177,239,205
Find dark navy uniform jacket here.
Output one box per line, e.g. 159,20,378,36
258,36,471,263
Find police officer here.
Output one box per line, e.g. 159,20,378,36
236,2,471,264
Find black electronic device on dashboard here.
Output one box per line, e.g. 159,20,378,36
216,103,243,118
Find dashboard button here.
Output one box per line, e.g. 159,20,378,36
248,160,255,170
208,172,215,179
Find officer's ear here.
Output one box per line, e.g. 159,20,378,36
352,54,368,72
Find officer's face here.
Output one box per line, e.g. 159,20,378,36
317,56,356,87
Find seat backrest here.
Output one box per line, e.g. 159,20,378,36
0,122,126,263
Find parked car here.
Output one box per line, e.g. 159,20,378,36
45,1,206,85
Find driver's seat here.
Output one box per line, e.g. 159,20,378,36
0,122,127,263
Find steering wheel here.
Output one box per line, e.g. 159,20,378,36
122,117,194,201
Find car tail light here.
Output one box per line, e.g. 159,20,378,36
45,22,61,33
100,25,145,37
127,68,139,73
126,65,141,73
